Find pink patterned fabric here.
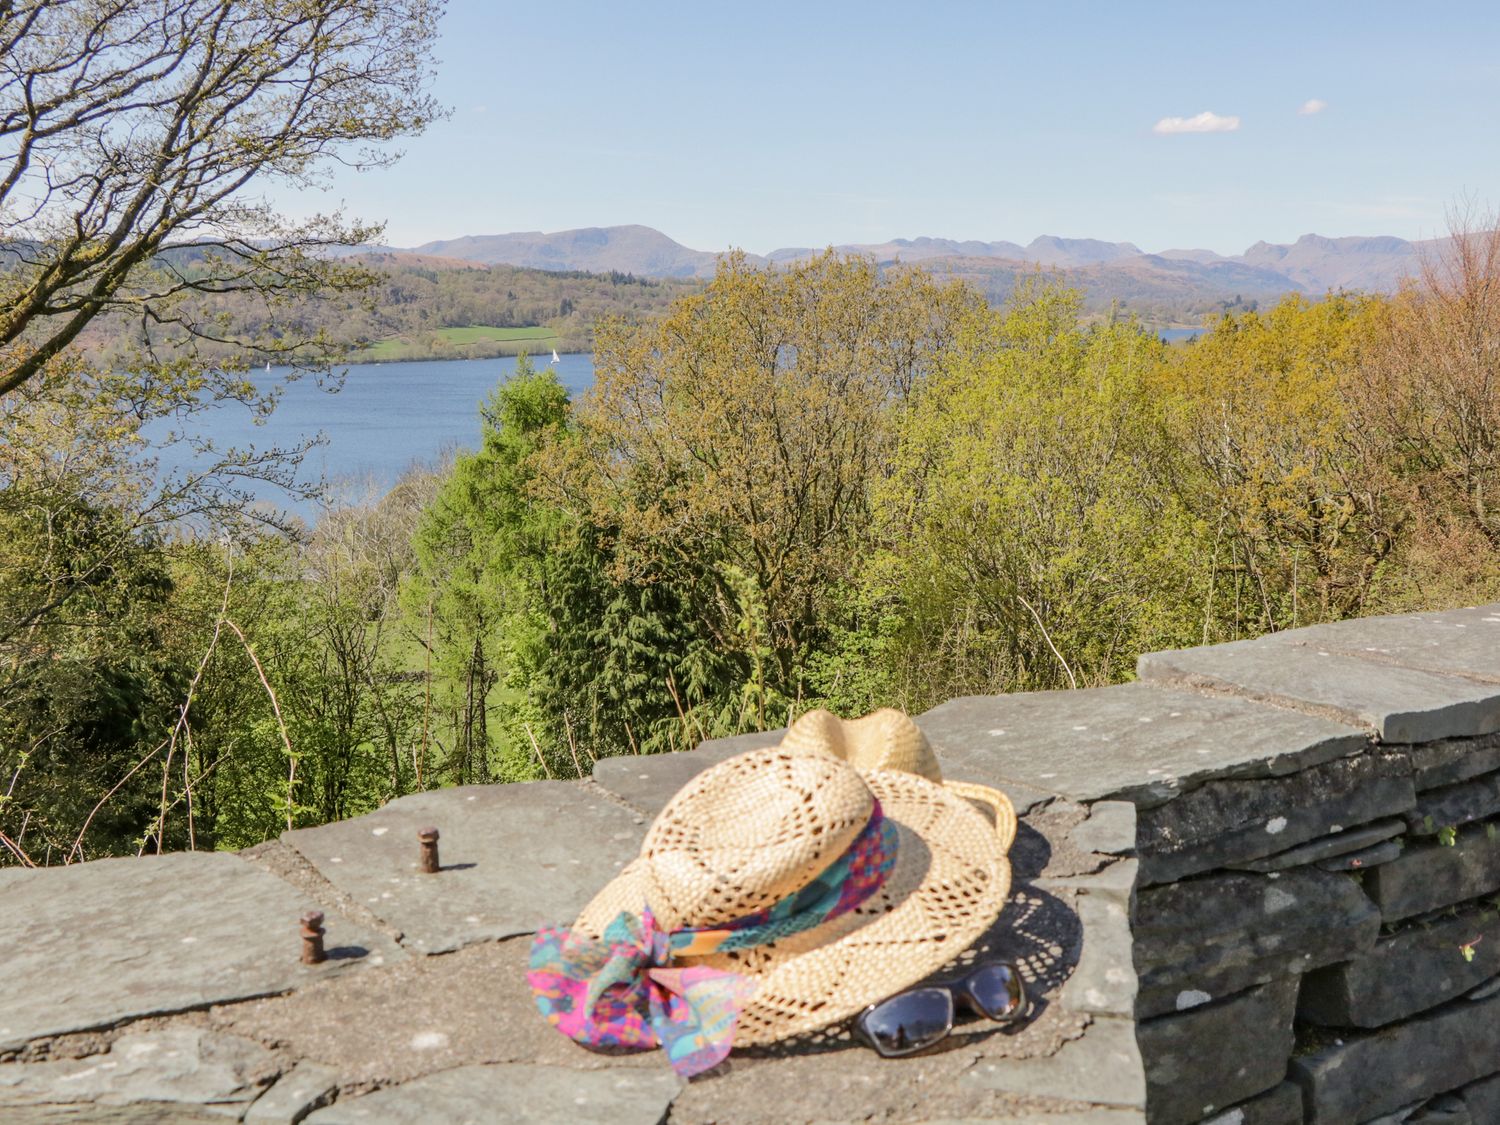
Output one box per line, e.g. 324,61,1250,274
527,801,897,1077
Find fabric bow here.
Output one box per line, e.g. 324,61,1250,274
527,800,897,1078
528,907,757,1077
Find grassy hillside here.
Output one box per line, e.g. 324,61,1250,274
362,325,560,362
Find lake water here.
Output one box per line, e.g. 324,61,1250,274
160,329,1202,520
1157,327,1201,342
152,354,596,517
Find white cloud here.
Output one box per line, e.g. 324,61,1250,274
1152,111,1241,135
471,104,488,114
1298,99,1328,115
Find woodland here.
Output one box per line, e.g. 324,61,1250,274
5,234,1500,865
2,0,1499,867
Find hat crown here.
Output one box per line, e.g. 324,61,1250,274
640,749,874,932
779,707,944,782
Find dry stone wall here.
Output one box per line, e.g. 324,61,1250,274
1,602,1499,1123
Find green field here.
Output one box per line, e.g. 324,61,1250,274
363,325,560,362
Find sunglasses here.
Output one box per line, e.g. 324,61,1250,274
853,962,1028,1058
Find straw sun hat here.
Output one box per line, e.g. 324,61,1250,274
528,708,1016,1077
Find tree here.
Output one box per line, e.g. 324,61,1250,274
1353,208,1500,604
1165,293,1395,628
0,0,444,397
405,358,575,783
872,278,1197,702
550,251,983,715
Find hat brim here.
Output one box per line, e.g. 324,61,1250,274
573,768,1014,1047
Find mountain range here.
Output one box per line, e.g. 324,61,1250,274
402,225,1441,323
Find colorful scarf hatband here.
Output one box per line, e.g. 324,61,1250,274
527,800,898,1077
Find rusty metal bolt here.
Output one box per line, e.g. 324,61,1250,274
300,910,327,965
418,826,441,874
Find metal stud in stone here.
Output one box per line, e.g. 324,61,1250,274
300,910,327,965
418,826,441,874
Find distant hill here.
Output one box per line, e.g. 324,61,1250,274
396,224,1451,327
1238,234,1441,292
413,225,756,279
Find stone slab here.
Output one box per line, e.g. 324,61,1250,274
1138,637,1500,743
1456,1073,1500,1122
1069,801,1138,856
963,1015,1146,1109
1401,1094,1472,1125
1276,602,1500,685
1299,897,1500,1028
206,937,669,1088
0,1029,278,1115
917,683,1367,809
1289,990,1500,1125
1228,818,1406,874
1139,976,1298,1125
1409,733,1500,791
1467,972,1500,1000
592,734,773,815
0,1106,229,1123
1315,839,1403,872
1363,817,1500,923
1060,866,1139,1018
282,781,646,954
1200,1081,1305,1125
243,1061,341,1123
0,853,400,1053
1134,869,1379,1020
1138,752,1413,884
1036,856,1139,909
1404,771,1500,835
302,1062,682,1124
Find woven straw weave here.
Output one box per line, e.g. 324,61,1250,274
575,745,1013,1045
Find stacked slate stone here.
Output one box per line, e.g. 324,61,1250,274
919,601,1500,1124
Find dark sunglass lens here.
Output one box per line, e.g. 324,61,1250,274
965,963,1026,1020
859,988,953,1056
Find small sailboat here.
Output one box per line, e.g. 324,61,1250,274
550,349,560,365
265,361,271,373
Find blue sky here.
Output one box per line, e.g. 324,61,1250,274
274,1,1500,256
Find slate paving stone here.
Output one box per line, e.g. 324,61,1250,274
281,781,646,953
1314,839,1403,872
206,937,666,1087
1274,602,1500,685
1408,732,1500,791
1138,976,1298,1125
963,1016,1146,1110
1058,864,1139,1018
1298,897,1500,1028
1363,817,1500,923
1403,771,1500,835
1069,801,1137,856
1134,869,1378,1019
1289,990,1500,1125
591,738,758,815
1199,1081,1305,1125
0,1029,278,1115
0,1106,228,1123
916,683,1367,809
1228,817,1406,874
1138,636,1500,743
302,1063,683,1125
243,1060,341,1123
1138,752,1414,884
0,853,399,1053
